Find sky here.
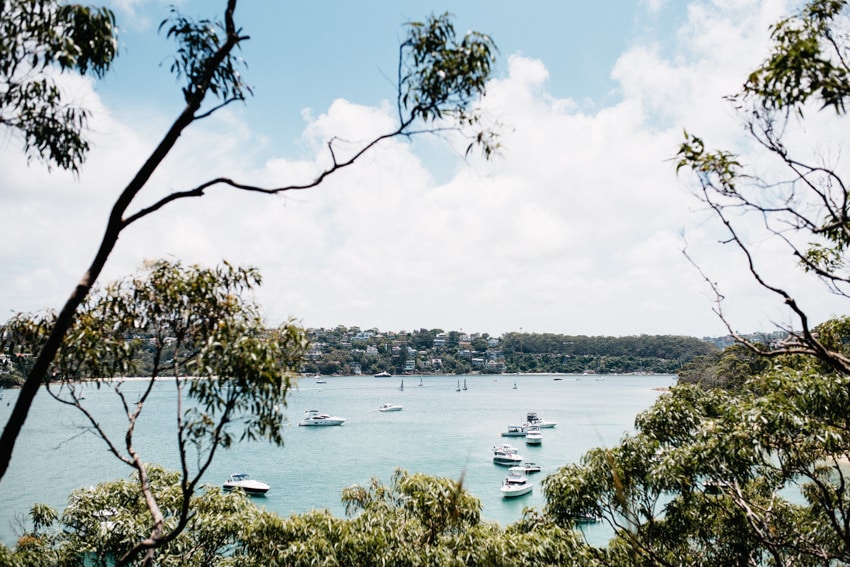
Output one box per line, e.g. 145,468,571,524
1,0,846,338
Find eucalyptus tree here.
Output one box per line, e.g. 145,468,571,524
0,0,117,173
676,0,850,372
539,2,850,562
0,0,499,487
2,259,308,564
543,349,850,565
7,466,262,566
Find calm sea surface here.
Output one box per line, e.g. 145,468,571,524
0,373,675,546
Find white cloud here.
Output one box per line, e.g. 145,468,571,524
2,0,844,338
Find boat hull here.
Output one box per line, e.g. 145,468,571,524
224,483,269,495
223,475,270,495
493,455,523,465
510,463,541,474
501,484,533,498
299,410,347,426
501,425,526,437
299,418,346,426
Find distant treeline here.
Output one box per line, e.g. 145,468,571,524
500,332,714,359
498,333,717,375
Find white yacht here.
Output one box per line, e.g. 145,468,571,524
510,462,541,474
298,409,347,426
500,424,527,437
501,472,533,498
525,411,557,428
222,473,270,495
378,403,403,412
525,425,543,445
492,444,524,466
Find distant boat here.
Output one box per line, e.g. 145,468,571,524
501,424,527,437
463,379,467,391
492,444,524,466
512,380,517,390
378,403,403,412
525,425,543,445
501,471,533,498
374,371,392,378
456,380,461,392
418,377,423,387
526,412,557,429
510,462,541,474
399,379,404,391
298,410,346,426
223,473,270,495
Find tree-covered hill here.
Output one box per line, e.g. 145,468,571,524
299,327,718,376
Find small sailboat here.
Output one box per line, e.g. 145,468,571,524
463,379,468,391
418,377,423,387
456,380,461,392
399,379,404,391
513,379,517,390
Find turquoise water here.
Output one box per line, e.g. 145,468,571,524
0,373,674,546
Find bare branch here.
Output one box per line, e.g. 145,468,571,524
122,123,411,227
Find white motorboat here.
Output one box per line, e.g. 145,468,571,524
378,403,403,412
525,412,557,429
501,424,527,437
510,462,541,474
223,473,270,495
374,371,392,378
492,444,523,466
501,472,533,498
525,425,543,445
298,409,347,426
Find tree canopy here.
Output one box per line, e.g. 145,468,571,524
542,0,850,563
0,0,117,172
2,259,308,564
676,0,850,374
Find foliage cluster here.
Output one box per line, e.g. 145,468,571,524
543,351,850,566
1,260,309,564
677,343,772,390
0,0,117,172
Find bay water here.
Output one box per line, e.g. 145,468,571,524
0,373,675,546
